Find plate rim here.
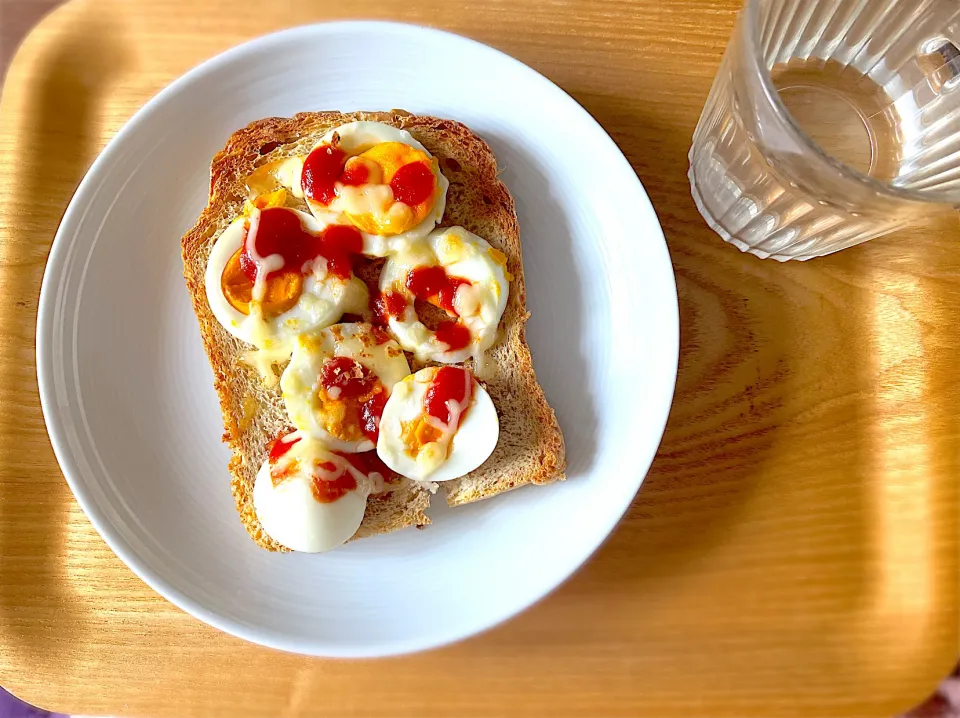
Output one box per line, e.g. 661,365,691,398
35,19,680,657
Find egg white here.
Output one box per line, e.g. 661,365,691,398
252,434,372,553
301,121,449,253
280,323,412,452
379,226,510,363
204,209,369,352
376,367,500,483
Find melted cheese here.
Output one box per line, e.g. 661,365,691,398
334,183,394,217
240,340,291,387
453,283,483,317
277,157,305,198
246,156,306,199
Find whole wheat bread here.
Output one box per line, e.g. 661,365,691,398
181,110,565,551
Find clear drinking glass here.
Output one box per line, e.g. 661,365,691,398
689,0,960,261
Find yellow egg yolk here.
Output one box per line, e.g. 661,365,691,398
220,248,303,318
341,142,439,236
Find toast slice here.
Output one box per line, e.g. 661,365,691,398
181,110,565,551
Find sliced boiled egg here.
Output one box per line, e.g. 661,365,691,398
205,207,369,354
253,432,396,553
280,323,411,452
377,366,499,483
375,226,510,363
300,121,449,253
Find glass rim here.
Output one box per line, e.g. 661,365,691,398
744,0,960,208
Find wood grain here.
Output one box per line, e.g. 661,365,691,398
0,0,957,716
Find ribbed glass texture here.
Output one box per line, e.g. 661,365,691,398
690,0,960,260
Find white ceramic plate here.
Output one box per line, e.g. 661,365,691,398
37,21,678,657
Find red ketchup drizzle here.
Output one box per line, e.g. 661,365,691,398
434,321,471,351
335,450,399,485
267,432,302,483
301,144,347,205
359,391,388,443
311,463,358,503
404,266,473,350
240,208,319,281
320,225,364,280
405,266,470,315
389,161,436,206
239,207,362,282
303,146,434,208
320,356,376,398
268,432,301,464
424,367,473,427
266,432,363,502
340,160,370,186
319,357,388,444
371,290,408,326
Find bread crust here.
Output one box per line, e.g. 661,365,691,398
181,110,565,551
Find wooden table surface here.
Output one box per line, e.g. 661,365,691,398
1,0,958,716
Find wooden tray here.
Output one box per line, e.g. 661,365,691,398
1,0,957,716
